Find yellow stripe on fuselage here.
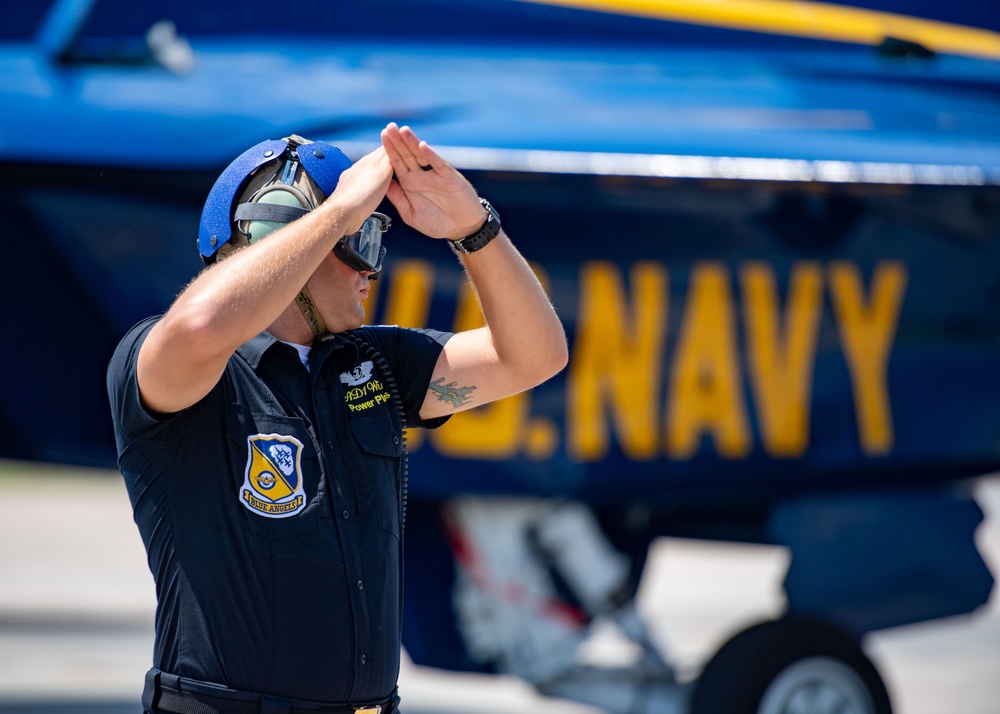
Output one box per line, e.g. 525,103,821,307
517,0,1000,61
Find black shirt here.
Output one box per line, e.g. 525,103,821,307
107,317,451,703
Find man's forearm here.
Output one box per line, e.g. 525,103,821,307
166,203,349,351
456,231,568,387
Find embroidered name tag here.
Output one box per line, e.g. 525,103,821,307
340,360,393,413
240,433,306,518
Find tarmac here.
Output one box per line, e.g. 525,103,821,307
1,459,998,714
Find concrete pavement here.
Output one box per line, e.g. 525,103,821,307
1,460,997,713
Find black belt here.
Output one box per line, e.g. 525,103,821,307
143,668,398,714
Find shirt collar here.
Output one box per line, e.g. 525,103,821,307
236,330,352,371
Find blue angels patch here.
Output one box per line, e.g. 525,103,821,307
240,433,306,518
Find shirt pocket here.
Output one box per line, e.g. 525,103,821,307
227,404,326,540
349,410,403,539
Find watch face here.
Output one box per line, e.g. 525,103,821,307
480,198,500,225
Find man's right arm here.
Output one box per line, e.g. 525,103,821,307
136,146,393,416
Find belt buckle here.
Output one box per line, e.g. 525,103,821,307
354,707,381,714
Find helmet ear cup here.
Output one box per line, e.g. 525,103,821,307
243,184,312,244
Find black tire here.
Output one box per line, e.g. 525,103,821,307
691,616,892,714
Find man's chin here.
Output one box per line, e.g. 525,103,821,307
326,311,367,335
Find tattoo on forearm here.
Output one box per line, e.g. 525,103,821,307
428,378,478,408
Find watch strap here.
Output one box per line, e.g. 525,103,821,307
450,198,501,254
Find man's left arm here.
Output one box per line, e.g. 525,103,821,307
380,123,568,420
423,229,567,419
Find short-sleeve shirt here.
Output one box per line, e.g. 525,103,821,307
107,317,451,704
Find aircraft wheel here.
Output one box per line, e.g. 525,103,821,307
690,616,891,714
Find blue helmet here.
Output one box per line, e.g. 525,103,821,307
198,135,353,263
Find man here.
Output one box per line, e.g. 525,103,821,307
107,122,568,714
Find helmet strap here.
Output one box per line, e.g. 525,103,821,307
294,286,327,337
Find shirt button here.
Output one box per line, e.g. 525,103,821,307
326,440,334,450
361,654,367,665
342,509,350,519
357,580,364,590
392,435,399,445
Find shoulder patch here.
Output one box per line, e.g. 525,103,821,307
240,433,306,518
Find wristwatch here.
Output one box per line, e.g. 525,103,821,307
449,198,501,254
